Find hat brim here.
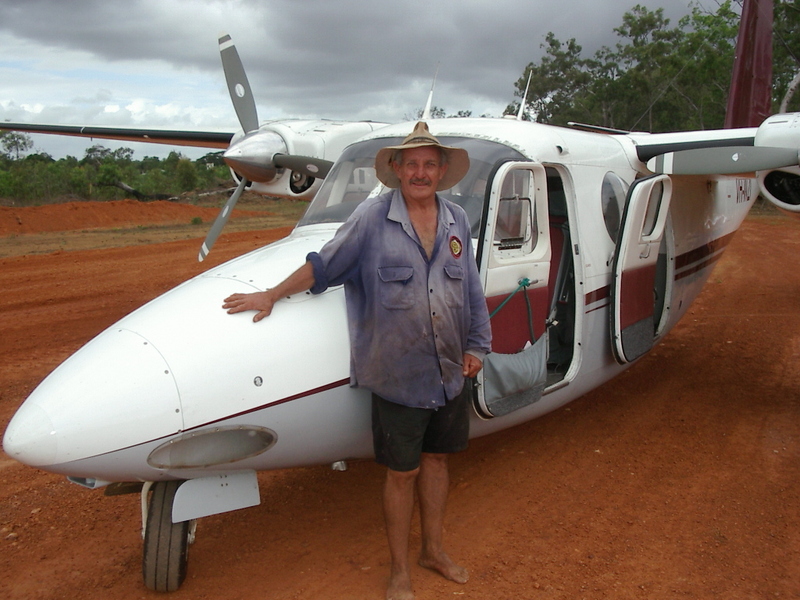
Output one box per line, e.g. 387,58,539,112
374,141,470,191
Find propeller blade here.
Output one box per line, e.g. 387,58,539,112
648,146,799,175
219,34,259,134
198,177,248,262
273,154,334,179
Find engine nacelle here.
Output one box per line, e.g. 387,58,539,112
223,119,389,201
755,113,800,215
758,166,800,215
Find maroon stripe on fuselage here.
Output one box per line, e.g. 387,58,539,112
582,232,735,311
184,378,352,432
675,232,735,271
585,285,610,306
675,232,735,280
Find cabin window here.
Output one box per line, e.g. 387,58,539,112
641,180,665,237
493,168,537,256
601,172,628,243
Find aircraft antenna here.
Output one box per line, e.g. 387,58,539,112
422,63,440,120
517,69,532,121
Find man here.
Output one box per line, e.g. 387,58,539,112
223,121,492,600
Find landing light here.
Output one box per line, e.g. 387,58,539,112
147,425,277,469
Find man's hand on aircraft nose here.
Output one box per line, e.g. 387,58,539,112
223,291,276,322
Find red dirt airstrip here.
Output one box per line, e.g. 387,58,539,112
0,200,798,600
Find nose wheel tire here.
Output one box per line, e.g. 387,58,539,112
142,480,191,592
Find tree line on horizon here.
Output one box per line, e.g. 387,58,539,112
2,1,798,205
0,139,231,206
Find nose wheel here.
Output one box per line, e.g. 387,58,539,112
142,480,195,592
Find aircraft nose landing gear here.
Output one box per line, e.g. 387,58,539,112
139,471,259,591
142,480,194,592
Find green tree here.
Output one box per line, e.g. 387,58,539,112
163,150,183,173
83,144,113,166
198,151,226,167
0,139,235,204
175,158,198,192
511,1,777,132
1,131,34,160
507,33,596,124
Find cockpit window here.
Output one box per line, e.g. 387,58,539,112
298,136,526,236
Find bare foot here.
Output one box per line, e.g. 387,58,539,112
386,569,414,600
418,552,469,584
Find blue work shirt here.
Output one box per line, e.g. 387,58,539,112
307,189,492,409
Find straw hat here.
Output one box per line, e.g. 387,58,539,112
374,121,470,190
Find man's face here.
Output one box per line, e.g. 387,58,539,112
392,146,448,204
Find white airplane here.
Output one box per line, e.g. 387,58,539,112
3,0,800,592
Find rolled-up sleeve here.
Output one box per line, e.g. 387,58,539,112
307,209,364,295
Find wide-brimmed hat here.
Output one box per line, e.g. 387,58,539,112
374,121,470,190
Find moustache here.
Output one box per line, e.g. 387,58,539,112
410,178,432,186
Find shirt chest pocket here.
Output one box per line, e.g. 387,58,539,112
378,266,415,310
443,264,464,308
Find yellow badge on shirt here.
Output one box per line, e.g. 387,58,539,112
449,236,463,258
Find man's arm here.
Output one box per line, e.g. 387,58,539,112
223,261,315,322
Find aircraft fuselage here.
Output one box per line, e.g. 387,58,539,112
3,118,760,485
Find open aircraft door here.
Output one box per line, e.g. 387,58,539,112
475,161,551,418
611,174,672,364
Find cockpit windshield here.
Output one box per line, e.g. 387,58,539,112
298,135,526,236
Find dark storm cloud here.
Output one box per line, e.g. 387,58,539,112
0,0,703,155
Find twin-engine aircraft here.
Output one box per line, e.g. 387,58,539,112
3,0,800,592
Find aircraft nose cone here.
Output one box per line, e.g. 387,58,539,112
3,402,58,466
3,327,183,469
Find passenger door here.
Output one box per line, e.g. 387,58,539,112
611,174,672,363
475,162,551,418
478,161,551,352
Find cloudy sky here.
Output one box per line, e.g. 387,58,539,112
0,0,719,159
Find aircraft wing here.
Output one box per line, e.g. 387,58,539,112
628,128,759,164
0,122,233,150
625,115,800,215
627,123,800,177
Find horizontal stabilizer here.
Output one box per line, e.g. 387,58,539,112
648,146,799,175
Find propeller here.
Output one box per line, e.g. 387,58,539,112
198,177,248,262
647,146,800,175
199,35,334,261
218,34,259,135
199,35,267,262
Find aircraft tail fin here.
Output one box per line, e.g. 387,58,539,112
724,0,774,128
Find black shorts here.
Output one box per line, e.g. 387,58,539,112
371,384,471,472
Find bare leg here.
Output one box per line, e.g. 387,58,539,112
416,453,468,584
384,467,418,600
